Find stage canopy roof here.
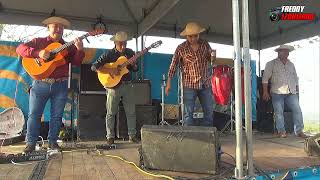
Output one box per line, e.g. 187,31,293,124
0,0,319,50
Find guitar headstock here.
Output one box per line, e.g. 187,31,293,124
88,28,106,36
149,40,162,49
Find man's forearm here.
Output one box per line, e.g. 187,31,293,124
262,83,268,94
167,77,172,85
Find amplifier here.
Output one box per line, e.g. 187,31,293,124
78,94,106,141
80,64,105,92
140,125,220,174
130,80,151,105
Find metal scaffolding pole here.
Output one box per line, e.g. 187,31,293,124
135,37,139,79
258,50,261,77
140,35,145,79
232,0,244,178
178,64,184,125
242,0,254,176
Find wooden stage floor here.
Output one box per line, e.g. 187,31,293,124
0,132,319,180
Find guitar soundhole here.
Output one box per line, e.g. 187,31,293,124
35,58,42,67
46,52,56,62
117,65,122,70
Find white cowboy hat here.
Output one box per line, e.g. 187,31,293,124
42,16,71,28
275,44,295,52
110,31,131,41
180,22,206,36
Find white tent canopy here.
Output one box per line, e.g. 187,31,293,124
0,0,319,49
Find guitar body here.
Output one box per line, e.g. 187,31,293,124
22,42,68,80
97,56,130,88
97,40,163,88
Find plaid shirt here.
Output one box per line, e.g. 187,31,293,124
168,39,212,89
262,58,299,94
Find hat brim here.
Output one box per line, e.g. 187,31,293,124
110,36,132,42
180,28,206,36
275,47,294,52
42,17,71,28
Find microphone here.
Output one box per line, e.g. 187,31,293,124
162,74,166,86
210,49,216,66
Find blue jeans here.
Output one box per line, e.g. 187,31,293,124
26,80,68,145
183,87,214,126
271,93,304,135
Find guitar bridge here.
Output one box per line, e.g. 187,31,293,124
35,58,42,67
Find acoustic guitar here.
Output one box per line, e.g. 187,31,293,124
22,29,104,80
97,40,162,88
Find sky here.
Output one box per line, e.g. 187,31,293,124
1,24,319,122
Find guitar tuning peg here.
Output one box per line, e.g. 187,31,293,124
85,37,90,44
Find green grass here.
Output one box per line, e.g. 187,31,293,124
304,122,320,134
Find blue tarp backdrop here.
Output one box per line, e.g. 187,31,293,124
0,40,257,129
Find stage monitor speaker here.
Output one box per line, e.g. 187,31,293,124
116,105,158,139
140,125,220,174
78,94,106,141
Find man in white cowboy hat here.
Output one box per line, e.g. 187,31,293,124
91,31,139,145
165,22,216,126
16,16,85,153
262,44,307,138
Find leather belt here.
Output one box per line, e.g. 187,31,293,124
40,77,68,84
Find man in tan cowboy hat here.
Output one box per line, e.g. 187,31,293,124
262,44,308,138
91,31,139,145
165,22,216,126
16,16,85,153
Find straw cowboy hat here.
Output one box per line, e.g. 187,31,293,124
180,22,206,36
42,16,71,28
110,31,131,41
275,44,295,52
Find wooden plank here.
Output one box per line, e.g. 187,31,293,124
251,139,319,171
82,151,104,180
90,151,117,179
1,162,36,180
43,155,62,180
0,164,14,179
59,151,74,180
72,151,89,180
114,147,157,180
104,155,129,180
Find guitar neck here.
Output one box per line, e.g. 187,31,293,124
52,33,89,53
123,47,151,67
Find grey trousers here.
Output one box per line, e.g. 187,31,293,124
105,83,136,139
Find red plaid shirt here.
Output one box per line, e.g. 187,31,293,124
168,39,212,89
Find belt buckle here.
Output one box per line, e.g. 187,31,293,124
46,78,55,84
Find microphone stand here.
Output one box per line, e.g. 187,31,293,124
67,62,74,143
160,74,169,125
